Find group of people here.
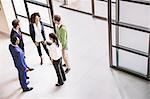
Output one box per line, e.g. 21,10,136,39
9,13,71,92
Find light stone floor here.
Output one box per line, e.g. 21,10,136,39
0,1,150,99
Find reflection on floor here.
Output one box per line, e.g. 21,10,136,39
61,0,116,19
62,0,92,13
0,2,150,99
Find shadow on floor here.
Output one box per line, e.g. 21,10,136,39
0,31,9,39
0,78,18,89
2,88,22,99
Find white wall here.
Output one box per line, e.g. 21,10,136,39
0,0,9,33
1,0,16,33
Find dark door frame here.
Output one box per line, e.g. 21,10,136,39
11,0,55,35
108,0,150,80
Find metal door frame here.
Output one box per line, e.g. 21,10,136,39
11,0,55,35
108,0,150,80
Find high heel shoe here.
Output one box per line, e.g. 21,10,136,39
55,83,63,86
65,68,71,74
62,64,67,67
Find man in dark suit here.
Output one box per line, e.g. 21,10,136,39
9,36,33,92
10,19,34,71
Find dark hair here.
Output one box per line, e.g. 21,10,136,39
11,36,17,45
49,33,59,47
53,15,61,22
12,19,20,28
30,12,40,23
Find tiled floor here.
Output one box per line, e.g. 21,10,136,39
0,1,150,99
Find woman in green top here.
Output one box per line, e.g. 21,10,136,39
53,15,71,74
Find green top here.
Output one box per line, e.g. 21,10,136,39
56,25,68,49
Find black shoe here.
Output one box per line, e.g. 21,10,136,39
55,83,63,86
26,67,34,72
26,76,29,79
65,68,71,74
63,78,66,81
23,87,33,92
26,81,30,85
62,64,67,67
29,68,34,71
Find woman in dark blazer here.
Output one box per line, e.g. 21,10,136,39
29,12,50,65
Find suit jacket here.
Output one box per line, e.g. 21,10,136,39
10,29,24,52
29,21,46,43
9,44,27,70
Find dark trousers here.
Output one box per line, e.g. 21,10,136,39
36,42,50,57
17,67,28,90
52,58,66,85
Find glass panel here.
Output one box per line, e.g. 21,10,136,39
112,48,117,66
112,25,116,46
119,27,149,53
12,0,27,17
18,16,29,34
64,0,91,13
118,50,148,75
32,0,48,4
111,2,116,20
27,3,52,26
95,1,116,20
68,0,79,4
120,1,150,28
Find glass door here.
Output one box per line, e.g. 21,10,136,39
94,0,116,20
11,0,55,36
108,0,150,79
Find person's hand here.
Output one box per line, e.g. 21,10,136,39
46,41,52,46
42,41,47,45
34,41,39,46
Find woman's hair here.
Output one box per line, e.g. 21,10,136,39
12,19,20,28
49,33,59,47
11,36,17,45
53,15,61,22
30,12,40,23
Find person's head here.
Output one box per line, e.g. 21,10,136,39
49,33,59,47
53,15,61,24
10,36,20,45
30,12,40,24
12,19,20,29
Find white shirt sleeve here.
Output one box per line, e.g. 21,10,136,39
49,42,62,60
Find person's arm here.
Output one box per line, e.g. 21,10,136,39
41,22,46,41
29,24,35,43
10,30,18,38
16,51,26,71
46,41,52,46
60,27,67,49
